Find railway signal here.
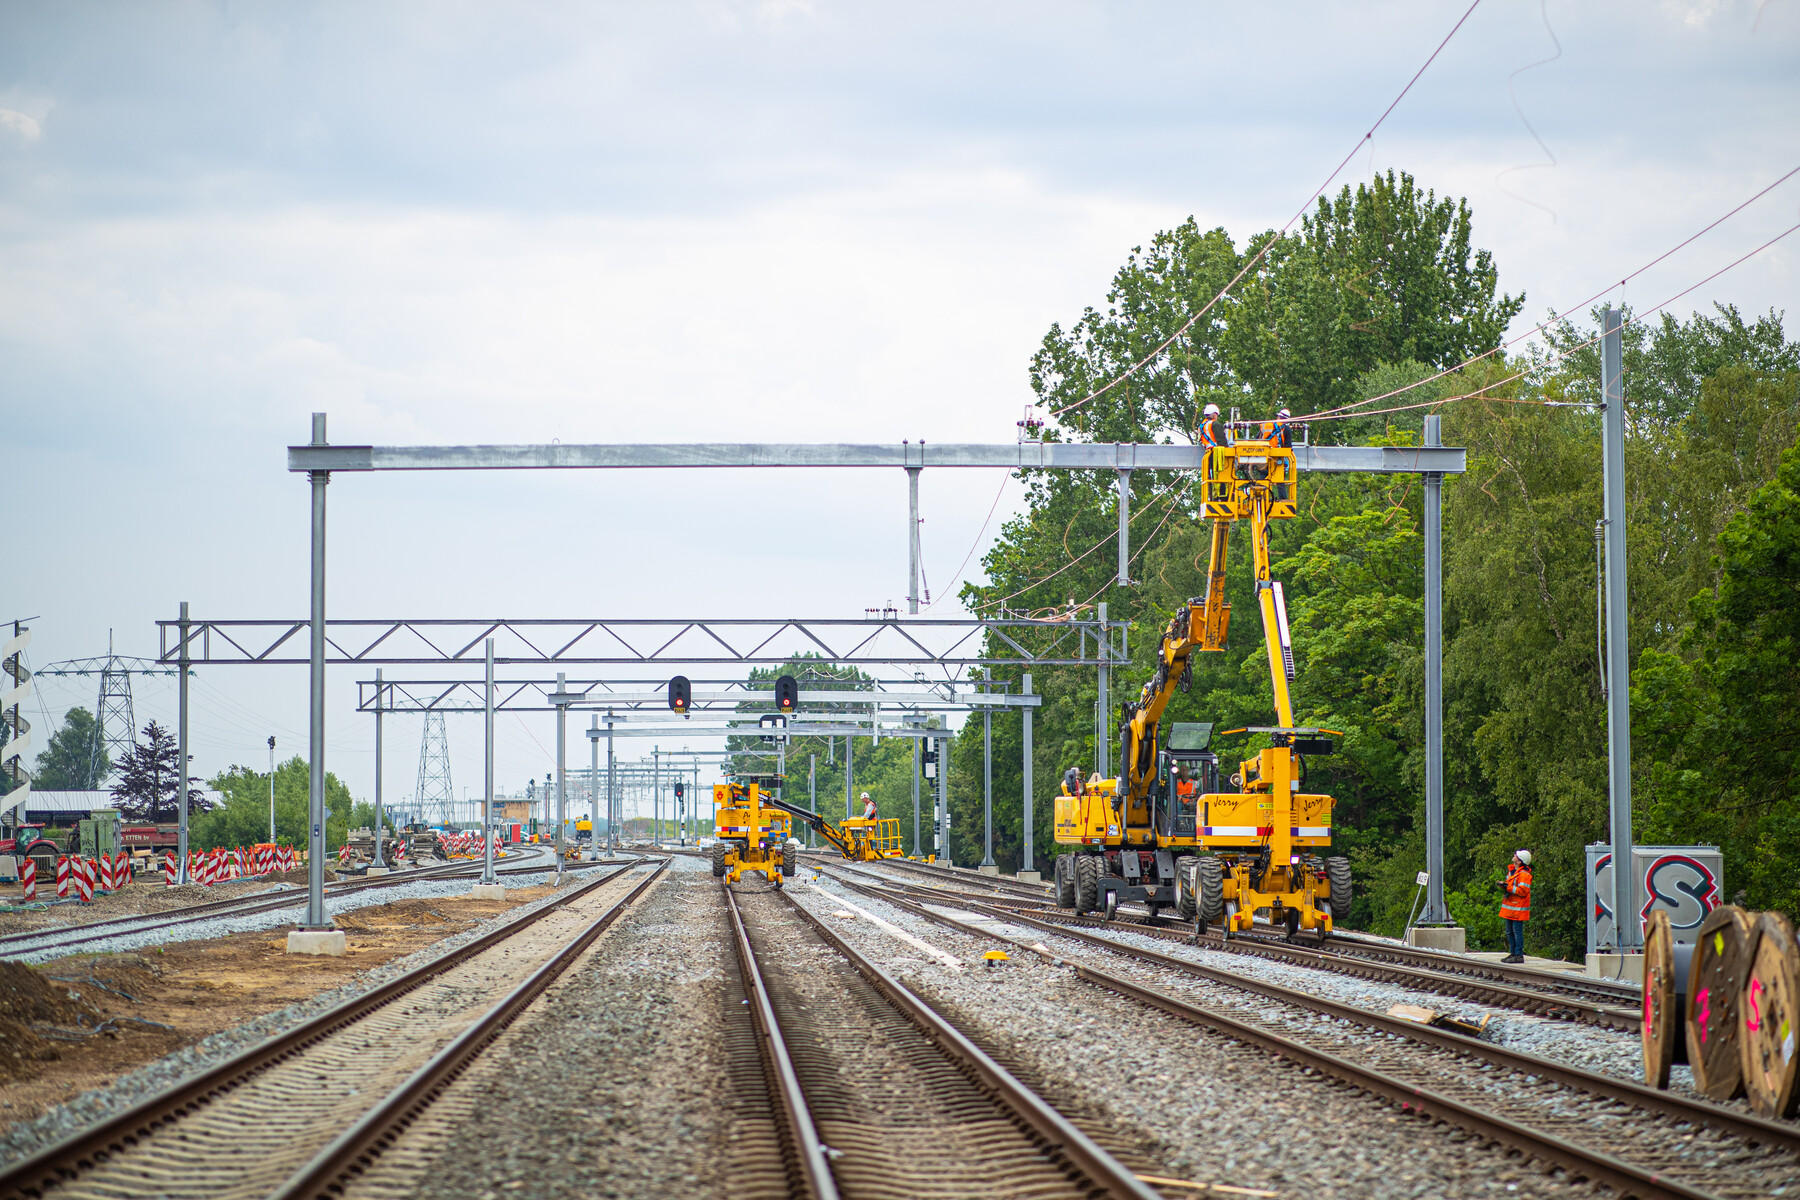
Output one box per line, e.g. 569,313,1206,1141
775,674,798,712
668,675,692,715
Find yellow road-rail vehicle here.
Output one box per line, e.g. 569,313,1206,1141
1053,418,1352,939
709,778,800,886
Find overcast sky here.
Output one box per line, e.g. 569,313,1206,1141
4,0,1797,816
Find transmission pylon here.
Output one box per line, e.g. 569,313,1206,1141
415,711,455,826
39,631,173,786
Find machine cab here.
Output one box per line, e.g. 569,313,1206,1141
1156,722,1219,840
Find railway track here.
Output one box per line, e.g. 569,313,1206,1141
0,847,597,960
845,859,1641,1028
813,864,1799,1200
723,881,1163,1200
0,857,668,1200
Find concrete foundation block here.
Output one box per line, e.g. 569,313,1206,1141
286,929,347,957
1406,925,1467,953
364,866,390,876
977,864,1000,876
1015,870,1043,884
1585,952,1645,983
469,883,508,901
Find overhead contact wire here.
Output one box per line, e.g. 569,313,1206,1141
1051,0,1484,420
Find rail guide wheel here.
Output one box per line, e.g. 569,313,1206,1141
1738,909,1800,1118
1103,889,1119,922
1687,904,1754,1100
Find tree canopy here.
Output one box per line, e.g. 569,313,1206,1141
939,172,1797,961
109,720,211,822
33,707,108,791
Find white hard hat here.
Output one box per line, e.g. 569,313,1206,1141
1203,403,1221,416
1514,849,1532,865
861,792,871,800
1276,408,1291,419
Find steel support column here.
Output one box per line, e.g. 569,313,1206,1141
1096,601,1110,780
554,672,569,881
908,465,921,614
1421,417,1448,925
177,601,191,886
1021,672,1034,874
1601,307,1638,952
606,715,617,855
589,713,599,860
1117,470,1131,585
305,412,329,927
981,679,994,868
936,733,950,865
482,639,496,884
911,738,921,858
372,668,386,868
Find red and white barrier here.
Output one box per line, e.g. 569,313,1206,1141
56,856,71,897
20,858,36,901
164,852,177,886
279,846,294,872
74,859,93,903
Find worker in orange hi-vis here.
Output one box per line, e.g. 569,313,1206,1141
1499,849,1533,962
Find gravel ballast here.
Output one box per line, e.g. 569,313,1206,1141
0,859,646,1169
792,872,1595,1200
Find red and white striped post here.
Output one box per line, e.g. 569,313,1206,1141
20,858,36,901
56,856,71,897
75,859,94,903
164,852,178,886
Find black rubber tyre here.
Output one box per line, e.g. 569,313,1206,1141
1326,856,1353,922
1074,854,1102,914
1173,855,1199,919
1196,856,1225,922
1054,855,1076,908
709,842,727,878
779,839,798,877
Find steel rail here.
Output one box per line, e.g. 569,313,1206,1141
269,859,670,1200
955,890,1641,1030
1084,969,1720,1200
723,887,842,1200
0,849,580,957
776,888,1164,1200
823,869,1800,1157
0,861,646,1199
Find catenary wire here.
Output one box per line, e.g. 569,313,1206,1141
1308,164,1800,422
1050,0,1484,420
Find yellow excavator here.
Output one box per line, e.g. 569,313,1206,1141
1052,418,1351,939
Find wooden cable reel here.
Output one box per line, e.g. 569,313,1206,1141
1642,910,1677,1089
1737,909,1800,1118
1686,904,1753,1100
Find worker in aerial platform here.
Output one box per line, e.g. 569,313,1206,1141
1266,407,1294,448
1198,402,1229,479
1499,849,1533,963
860,791,877,821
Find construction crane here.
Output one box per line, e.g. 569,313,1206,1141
1052,415,1350,939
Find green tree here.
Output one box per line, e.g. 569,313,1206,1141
194,755,356,850
1636,427,1800,918
33,707,108,790
109,720,210,822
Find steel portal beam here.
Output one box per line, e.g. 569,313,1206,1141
287,440,1466,476
157,616,1119,668
353,679,1041,712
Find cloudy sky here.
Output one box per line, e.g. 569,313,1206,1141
3,0,1796,815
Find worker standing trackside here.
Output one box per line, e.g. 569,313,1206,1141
1499,849,1532,963
860,791,877,821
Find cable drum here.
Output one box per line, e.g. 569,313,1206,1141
1687,905,1755,1100
1738,910,1800,1118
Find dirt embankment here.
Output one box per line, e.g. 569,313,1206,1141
0,887,554,1135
